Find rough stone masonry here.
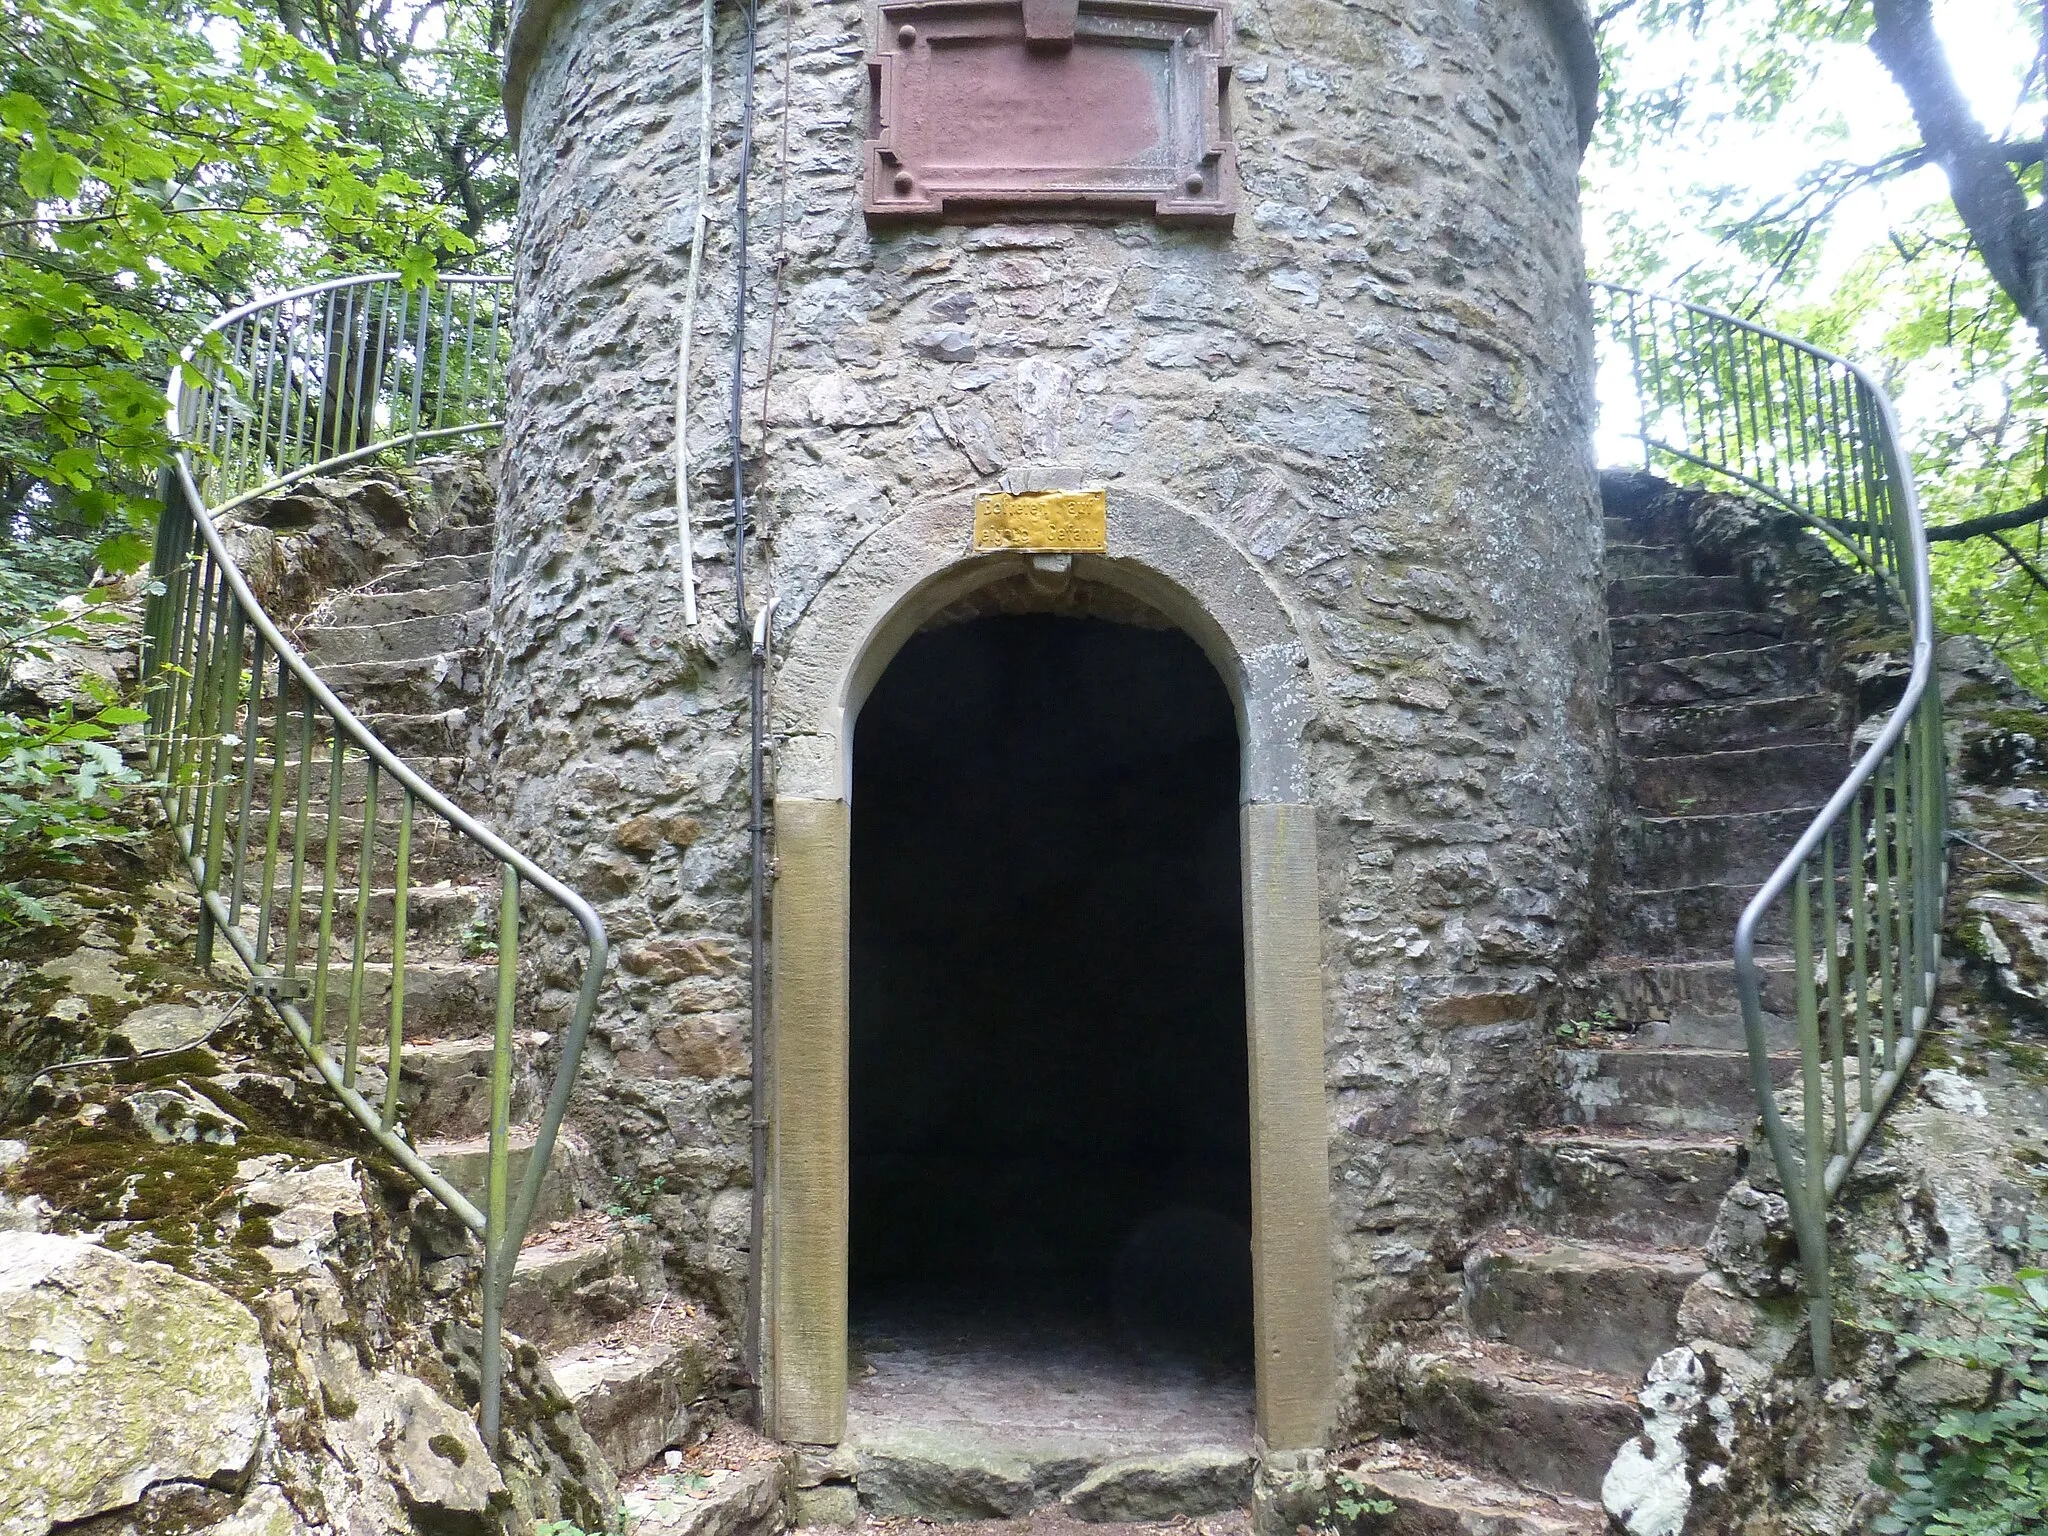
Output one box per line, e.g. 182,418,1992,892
490,0,1607,1440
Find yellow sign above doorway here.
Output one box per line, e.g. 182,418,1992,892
972,489,1109,553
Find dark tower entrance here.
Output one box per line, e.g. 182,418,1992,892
848,608,1254,1402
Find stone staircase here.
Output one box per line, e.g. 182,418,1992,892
1349,477,1848,1533
241,479,724,1483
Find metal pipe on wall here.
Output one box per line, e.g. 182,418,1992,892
745,596,775,1404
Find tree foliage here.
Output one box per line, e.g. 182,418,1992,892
0,0,509,574
1587,0,2048,688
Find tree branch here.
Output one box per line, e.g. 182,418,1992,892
1870,0,2048,349
1990,531,2048,595
1926,496,2048,543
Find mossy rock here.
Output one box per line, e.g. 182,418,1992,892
0,1233,268,1536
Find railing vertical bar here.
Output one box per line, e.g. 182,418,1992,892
188,567,233,860
253,660,292,966
459,283,481,426
1872,754,1899,1071
1792,866,1825,1221
196,598,243,968
367,280,397,420
173,551,218,828
1896,725,1919,1030
216,319,249,495
345,283,376,456
1849,789,1873,1115
228,630,266,927
309,289,341,463
390,284,415,446
434,283,456,431
310,733,347,1048
1919,698,1943,990
1784,342,1818,527
480,861,520,1458
158,538,198,790
346,760,379,1091
383,791,415,1131
250,316,282,484
407,286,431,453
283,703,315,983
1822,829,1846,1156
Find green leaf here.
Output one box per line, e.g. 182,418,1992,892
93,530,154,575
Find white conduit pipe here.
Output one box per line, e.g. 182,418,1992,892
674,0,717,628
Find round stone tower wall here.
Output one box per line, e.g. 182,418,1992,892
494,0,1606,1435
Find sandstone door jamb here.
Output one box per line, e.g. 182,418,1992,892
763,491,1336,1449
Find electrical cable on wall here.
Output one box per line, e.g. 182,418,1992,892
673,0,718,629
729,0,760,631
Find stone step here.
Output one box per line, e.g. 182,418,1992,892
548,1305,719,1475
1616,807,1823,889
1557,1043,1798,1133
306,581,489,631
847,1432,1253,1521
1606,574,1749,616
360,551,492,594
1610,607,1788,657
313,651,484,715
345,1034,548,1138
1615,643,1820,708
507,1220,663,1352
297,609,488,668
1625,743,1845,817
1577,953,1798,1026
419,1124,598,1231
1602,543,1690,580
1601,477,1695,544
1399,1337,1639,1501
424,522,492,559
1332,1446,1605,1536
246,754,469,806
397,1034,547,1138
1463,1238,1704,1378
238,881,497,962
273,709,473,759
1603,880,1788,956
1516,1129,1741,1247
1618,692,1841,757
347,958,502,1037
272,810,496,882
1629,1009,1800,1052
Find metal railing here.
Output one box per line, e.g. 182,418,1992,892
146,272,608,1447
1594,282,1946,1378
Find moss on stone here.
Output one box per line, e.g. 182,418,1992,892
6,1119,339,1295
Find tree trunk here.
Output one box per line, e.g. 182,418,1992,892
1870,0,2048,353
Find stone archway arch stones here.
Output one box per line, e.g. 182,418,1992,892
764,487,1337,1451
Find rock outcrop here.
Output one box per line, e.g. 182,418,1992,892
1,1233,269,1536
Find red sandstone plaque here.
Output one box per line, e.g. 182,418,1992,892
864,0,1237,226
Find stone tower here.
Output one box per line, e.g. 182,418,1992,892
492,0,1603,1456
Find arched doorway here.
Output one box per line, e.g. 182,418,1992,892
848,608,1254,1417
763,492,1334,1452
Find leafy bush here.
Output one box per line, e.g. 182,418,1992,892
0,574,149,930
1871,1258,2048,1536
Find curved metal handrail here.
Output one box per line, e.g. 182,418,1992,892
147,271,609,1448
1594,282,1946,1378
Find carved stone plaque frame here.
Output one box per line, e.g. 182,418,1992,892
863,0,1237,226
